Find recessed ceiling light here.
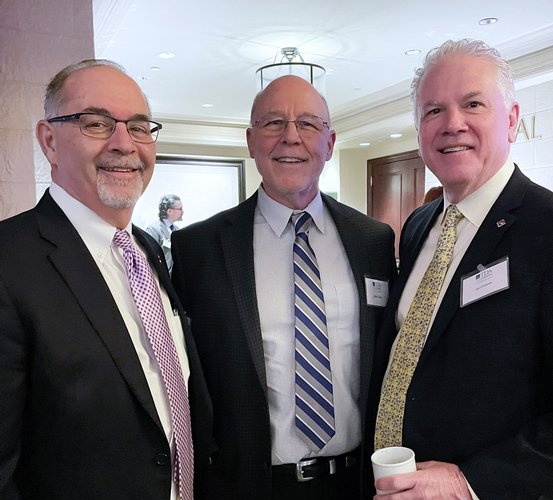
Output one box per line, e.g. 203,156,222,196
359,142,371,147
405,49,421,56
390,133,403,139
479,17,498,25
202,103,214,108
149,66,161,71
158,51,176,59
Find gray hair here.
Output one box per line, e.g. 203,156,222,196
411,39,515,127
44,59,150,118
158,194,181,219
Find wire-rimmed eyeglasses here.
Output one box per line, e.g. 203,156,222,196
47,112,162,143
252,115,329,137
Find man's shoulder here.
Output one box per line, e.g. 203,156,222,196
0,206,40,246
178,197,256,237
145,219,163,233
323,194,393,235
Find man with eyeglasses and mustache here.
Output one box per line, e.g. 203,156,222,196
171,75,397,499
0,59,214,499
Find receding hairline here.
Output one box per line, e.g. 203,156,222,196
249,76,331,126
44,58,151,118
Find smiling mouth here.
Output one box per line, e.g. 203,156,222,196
274,157,306,163
99,166,139,172
439,146,473,154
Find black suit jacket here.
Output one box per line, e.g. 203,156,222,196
368,167,553,498
0,191,214,499
171,192,397,499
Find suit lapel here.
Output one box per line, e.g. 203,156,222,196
35,193,162,430
134,226,175,305
420,169,526,358
221,194,267,393
323,195,381,422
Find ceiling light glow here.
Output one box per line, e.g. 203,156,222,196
479,17,498,25
390,133,402,139
158,51,176,59
405,49,421,56
359,142,371,147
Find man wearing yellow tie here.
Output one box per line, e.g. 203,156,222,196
369,39,553,498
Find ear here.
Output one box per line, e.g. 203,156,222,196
246,127,255,158
507,102,520,144
36,120,58,165
325,129,337,161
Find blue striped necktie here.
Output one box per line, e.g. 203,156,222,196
292,211,335,450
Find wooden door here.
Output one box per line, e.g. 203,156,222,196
367,150,425,259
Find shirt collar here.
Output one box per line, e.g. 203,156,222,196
49,182,132,262
256,185,325,237
443,160,515,227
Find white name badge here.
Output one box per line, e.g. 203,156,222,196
460,257,509,308
365,276,389,307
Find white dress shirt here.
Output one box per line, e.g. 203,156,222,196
389,161,515,500
396,161,514,335
253,186,361,465
50,182,190,500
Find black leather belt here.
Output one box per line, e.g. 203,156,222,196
272,448,360,482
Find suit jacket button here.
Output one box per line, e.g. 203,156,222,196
153,453,170,466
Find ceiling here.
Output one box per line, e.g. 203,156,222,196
93,0,553,151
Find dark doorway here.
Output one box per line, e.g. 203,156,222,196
367,150,425,259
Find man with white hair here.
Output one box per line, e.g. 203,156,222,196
368,39,553,498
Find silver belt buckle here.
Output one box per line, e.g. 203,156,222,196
295,457,317,482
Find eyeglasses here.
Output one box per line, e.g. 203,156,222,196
47,112,162,143
252,115,329,137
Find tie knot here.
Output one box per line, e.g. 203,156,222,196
444,205,463,228
112,229,133,250
291,211,312,235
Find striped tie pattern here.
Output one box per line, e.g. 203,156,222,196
292,212,335,451
374,205,464,450
113,230,194,500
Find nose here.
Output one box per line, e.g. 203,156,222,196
442,107,468,135
107,122,138,154
280,120,302,144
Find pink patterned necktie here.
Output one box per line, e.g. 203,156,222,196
113,229,193,500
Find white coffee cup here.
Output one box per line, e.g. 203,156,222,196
371,446,416,494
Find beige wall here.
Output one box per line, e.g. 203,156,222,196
0,0,94,220
157,139,418,215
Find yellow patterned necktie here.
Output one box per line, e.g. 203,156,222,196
374,204,464,450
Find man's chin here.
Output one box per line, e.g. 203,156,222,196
97,178,142,210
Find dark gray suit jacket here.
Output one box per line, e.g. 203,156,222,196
368,167,553,498
0,190,214,499
172,191,397,499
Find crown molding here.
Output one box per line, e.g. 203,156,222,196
153,46,553,150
